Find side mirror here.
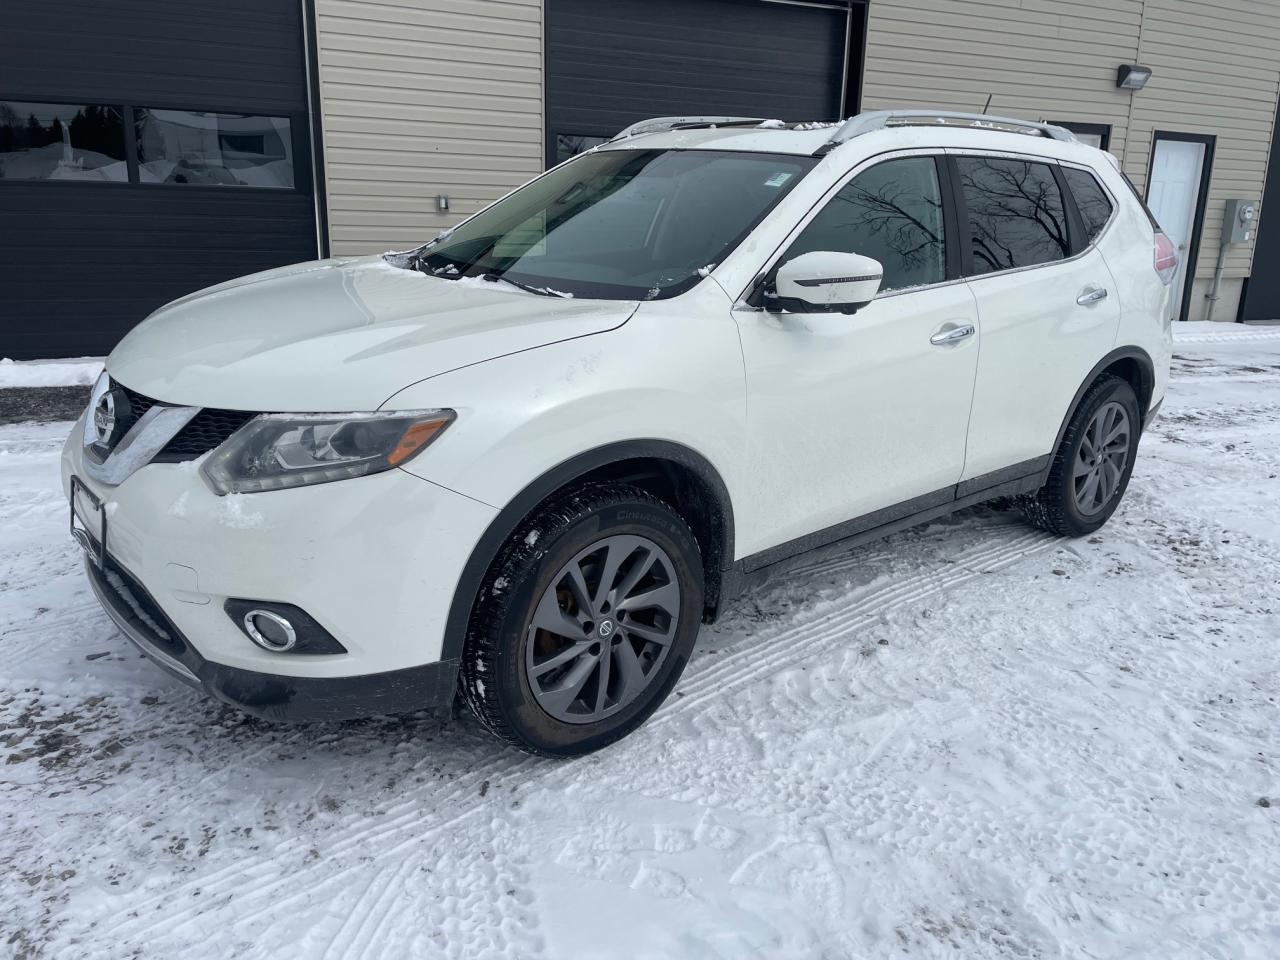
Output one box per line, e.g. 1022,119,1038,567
768,251,883,314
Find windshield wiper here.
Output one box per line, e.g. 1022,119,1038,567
481,273,571,298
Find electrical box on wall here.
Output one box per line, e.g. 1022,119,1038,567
1223,198,1257,245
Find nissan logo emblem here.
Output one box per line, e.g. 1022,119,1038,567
92,389,133,448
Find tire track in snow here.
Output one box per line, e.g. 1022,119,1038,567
94,518,1059,952
669,526,1056,717
320,857,417,960
99,762,518,945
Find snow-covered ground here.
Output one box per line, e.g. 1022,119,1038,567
3,329,1279,960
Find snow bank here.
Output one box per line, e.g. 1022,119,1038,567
1174,320,1280,343
0,357,103,388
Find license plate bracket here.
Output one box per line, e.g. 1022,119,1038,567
70,475,107,569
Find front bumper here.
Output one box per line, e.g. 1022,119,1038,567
84,551,459,720
62,408,499,717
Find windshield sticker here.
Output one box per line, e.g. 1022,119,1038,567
763,172,793,188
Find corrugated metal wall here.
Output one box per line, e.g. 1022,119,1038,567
862,0,1280,321
313,0,543,256
545,0,846,167
862,0,1144,159
1,0,316,358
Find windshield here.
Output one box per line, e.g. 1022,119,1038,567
406,148,816,300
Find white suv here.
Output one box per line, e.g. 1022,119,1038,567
63,110,1175,756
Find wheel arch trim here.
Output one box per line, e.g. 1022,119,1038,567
1047,346,1155,473
441,439,736,664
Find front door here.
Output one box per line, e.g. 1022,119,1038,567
734,154,980,559
1147,135,1210,321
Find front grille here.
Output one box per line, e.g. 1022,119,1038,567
116,383,157,421
155,408,255,461
112,379,257,462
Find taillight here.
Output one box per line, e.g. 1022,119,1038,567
1154,232,1178,285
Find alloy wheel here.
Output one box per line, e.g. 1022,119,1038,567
1072,401,1131,516
525,534,680,724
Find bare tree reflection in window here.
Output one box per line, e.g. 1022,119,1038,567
1062,167,1114,242
958,158,1069,274
783,157,946,291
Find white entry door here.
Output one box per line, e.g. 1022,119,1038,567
1147,137,1207,321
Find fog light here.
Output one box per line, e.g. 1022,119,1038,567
224,599,347,654
243,609,297,652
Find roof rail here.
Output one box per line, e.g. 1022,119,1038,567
815,110,1078,155
610,116,768,142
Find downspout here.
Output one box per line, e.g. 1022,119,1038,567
1205,238,1228,322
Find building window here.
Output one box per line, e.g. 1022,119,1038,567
1051,121,1112,151
0,100,127,181
134,109,295,188
957,157,1071,275
782,157,947,292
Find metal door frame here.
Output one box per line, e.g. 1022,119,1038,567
1146,130,1216,322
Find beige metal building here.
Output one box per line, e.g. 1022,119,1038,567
313,0,1280,324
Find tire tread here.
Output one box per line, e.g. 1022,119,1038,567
1020,373,1132,536
459,482,693,757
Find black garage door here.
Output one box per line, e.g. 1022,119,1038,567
546,0,855,166
1242,98,1280,322
1,1,318,359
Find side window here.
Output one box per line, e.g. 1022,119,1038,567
781,156,946,292
1061,167,1115,243
957,157,1070,274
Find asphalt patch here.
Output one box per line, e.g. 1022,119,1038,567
0,386,90,425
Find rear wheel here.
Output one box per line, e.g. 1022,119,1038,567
1022,374,1141,537
460,483,703,757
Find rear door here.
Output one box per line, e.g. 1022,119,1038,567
734,153,980,558
953,152,1122,484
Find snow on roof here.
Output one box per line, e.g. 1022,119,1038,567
596,122,842,156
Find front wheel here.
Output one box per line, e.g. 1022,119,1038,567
460,483,703,757
1021,374,1141,537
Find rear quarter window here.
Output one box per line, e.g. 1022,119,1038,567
1061,167,1115,242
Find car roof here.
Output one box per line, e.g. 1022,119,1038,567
596,123,841,156
596,118,1116,171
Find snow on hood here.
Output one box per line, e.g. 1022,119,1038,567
106,255,638,411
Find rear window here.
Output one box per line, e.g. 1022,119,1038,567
1061,167,1115,242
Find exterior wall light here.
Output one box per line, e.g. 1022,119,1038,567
1117,64,1152,90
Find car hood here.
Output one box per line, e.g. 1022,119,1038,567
107,255,638,411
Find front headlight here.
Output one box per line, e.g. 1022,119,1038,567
200,409,455,495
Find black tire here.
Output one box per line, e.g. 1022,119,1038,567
1021,374,1141,537
460,483,703,757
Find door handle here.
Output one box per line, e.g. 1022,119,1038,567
930,324,976,345
1077,287,1109,306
